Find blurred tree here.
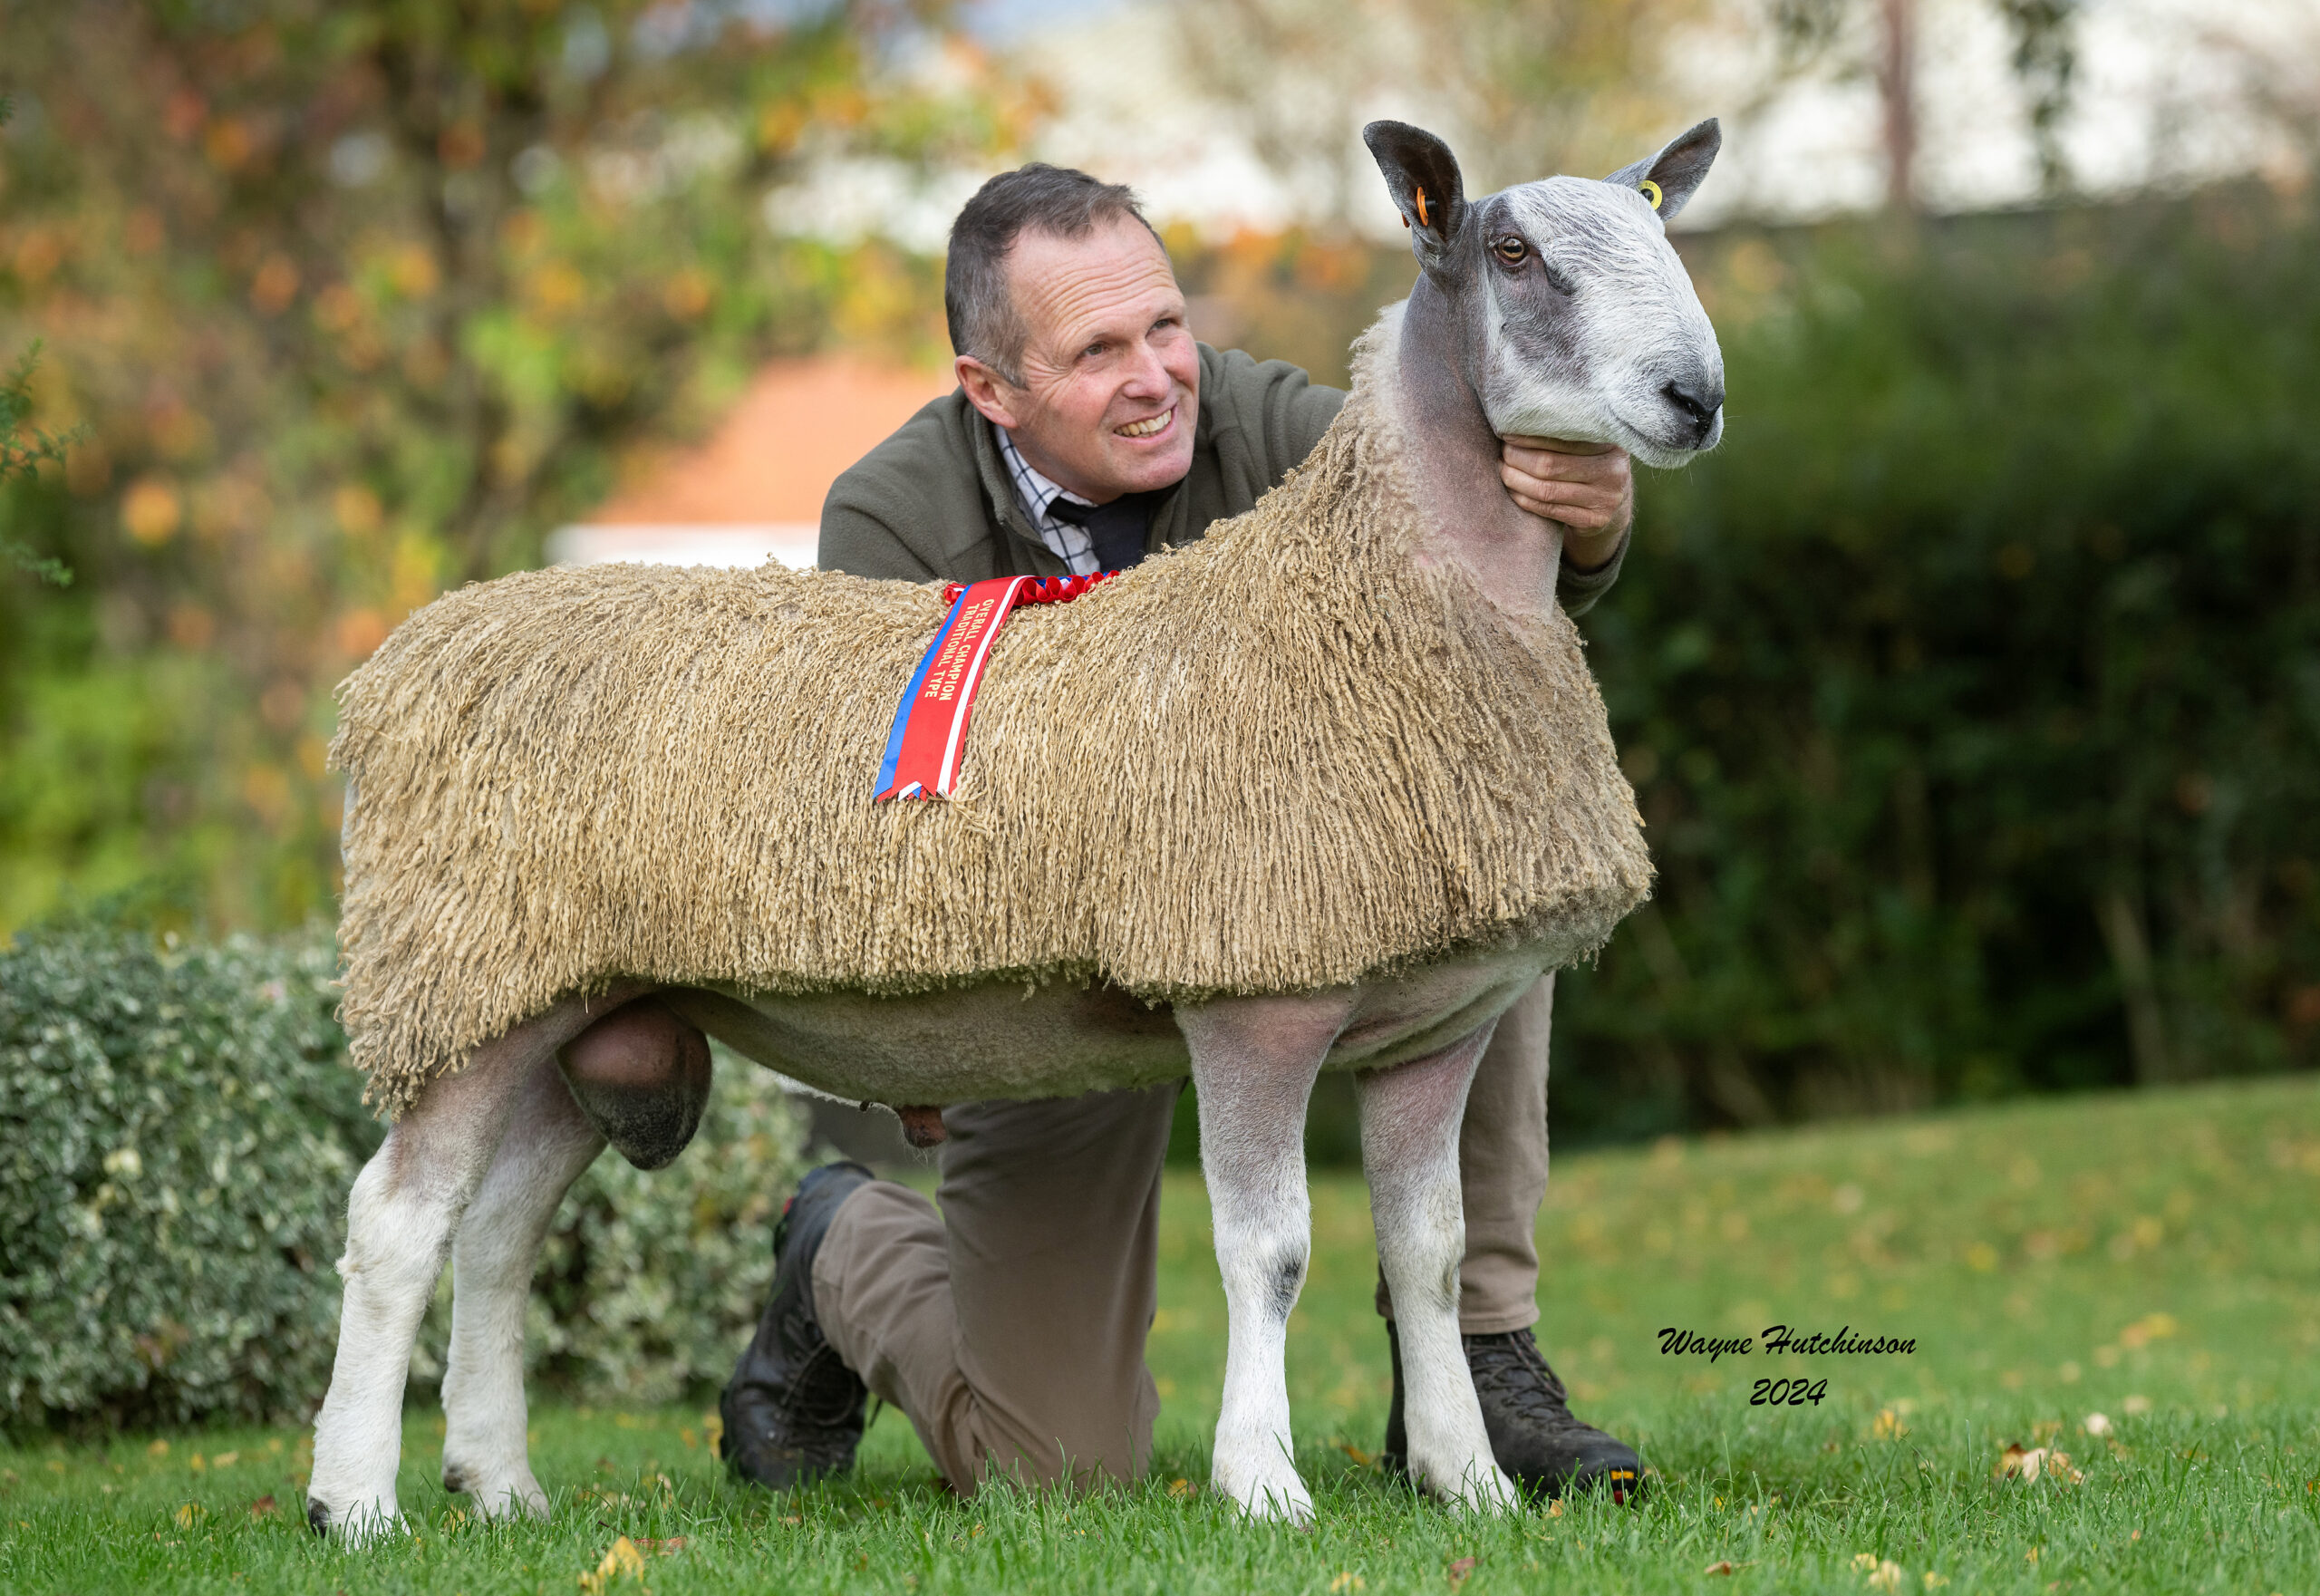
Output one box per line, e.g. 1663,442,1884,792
0,0,1027,933
0,95,76,590
1760,0,2085,208
1173,0,2090,217
1,346,73,588
1171,0,1708,217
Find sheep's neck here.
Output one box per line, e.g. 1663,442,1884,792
1392,277,1564,617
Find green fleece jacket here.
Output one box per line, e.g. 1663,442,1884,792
817,342,1626,613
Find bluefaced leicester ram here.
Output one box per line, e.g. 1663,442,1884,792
309,115,1726,1540
334,327,1651,1119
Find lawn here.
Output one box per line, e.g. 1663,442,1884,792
4,1076,2316,1593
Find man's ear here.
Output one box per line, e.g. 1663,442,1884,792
954,354,1022,431
1602,117,1721,220
1363,121,1468,276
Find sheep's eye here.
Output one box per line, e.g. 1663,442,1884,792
1492,236,1529,266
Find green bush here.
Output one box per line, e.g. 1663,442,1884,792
1553,193,2320,1138
0,926,372,1429
2,924,807,1428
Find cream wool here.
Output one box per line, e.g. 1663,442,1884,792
333,323,1652,1117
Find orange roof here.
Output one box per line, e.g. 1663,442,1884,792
589,355,958,526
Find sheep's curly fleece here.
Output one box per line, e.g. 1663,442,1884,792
333,325,1653,1116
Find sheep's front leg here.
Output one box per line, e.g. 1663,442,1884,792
439,1048,608,1522
1178,994,1354,1524
308,992,625,1543
1357,1025,1517,1513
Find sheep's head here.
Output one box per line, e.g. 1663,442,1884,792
1364,119,1725,469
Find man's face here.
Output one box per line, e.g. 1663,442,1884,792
955,218,1200,503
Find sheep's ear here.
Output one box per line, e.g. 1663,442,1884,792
1364,121,1468,276
1602,117,1721,220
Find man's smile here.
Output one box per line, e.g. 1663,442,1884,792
1114,407,1174,440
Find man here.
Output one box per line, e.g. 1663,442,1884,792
720,163,1640,1502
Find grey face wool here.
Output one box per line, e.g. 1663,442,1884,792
331,332,1653,1117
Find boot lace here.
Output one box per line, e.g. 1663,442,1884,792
1464,1329,1591,1437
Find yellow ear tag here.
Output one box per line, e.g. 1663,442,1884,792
1638,179,1664,211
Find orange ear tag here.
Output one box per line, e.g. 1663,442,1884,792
1415,187,1430,228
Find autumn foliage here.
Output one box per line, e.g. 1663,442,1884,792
0,1,1012,927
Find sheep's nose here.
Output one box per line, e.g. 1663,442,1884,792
1661,377,1724,444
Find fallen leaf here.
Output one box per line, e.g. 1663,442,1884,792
1995,1444,2044,1481
2082,1414,2112,1436
1923,1575,1949,1589
1337,1440,1375,1468
1168,1477,1195,1499
248,1495,276,1519
1873,1409,1907,1439
147,1439,169,1458
1329,1574,1366,1594
634,1537,687,1554
174,1503,204,1528
189,1454,206,1473
1867,1561,1904,1591
1447,1554,1477,1589
2122,1395,2151,1416
1705,1561,1736,1575
577,1534,650,1592
211,1451,238,1468
1996,1442,2082,1485
1546,1498,1565,1517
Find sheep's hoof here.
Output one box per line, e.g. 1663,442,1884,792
305,1495,398,1543
1211,1459,1315,1526
445,1465,550,1521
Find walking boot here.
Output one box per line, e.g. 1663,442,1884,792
720,1161,876,1489
1381,1320,1644,1504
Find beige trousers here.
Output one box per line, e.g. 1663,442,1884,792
811,974,1554,1495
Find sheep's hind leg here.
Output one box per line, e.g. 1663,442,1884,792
307,993,624,1543
439,1045,610,1522
1356,1026,1518,1513
1179,994,1353,1525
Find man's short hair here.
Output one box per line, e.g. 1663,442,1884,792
945,163,1158,386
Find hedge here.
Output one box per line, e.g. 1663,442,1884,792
1,924,805,1429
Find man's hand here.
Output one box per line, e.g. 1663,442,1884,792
1499,436,1633,572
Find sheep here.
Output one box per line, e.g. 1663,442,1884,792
306,115,1725,1537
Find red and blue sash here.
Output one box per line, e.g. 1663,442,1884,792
873,572,1113,802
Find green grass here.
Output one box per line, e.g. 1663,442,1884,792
5,1077,2318,1592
